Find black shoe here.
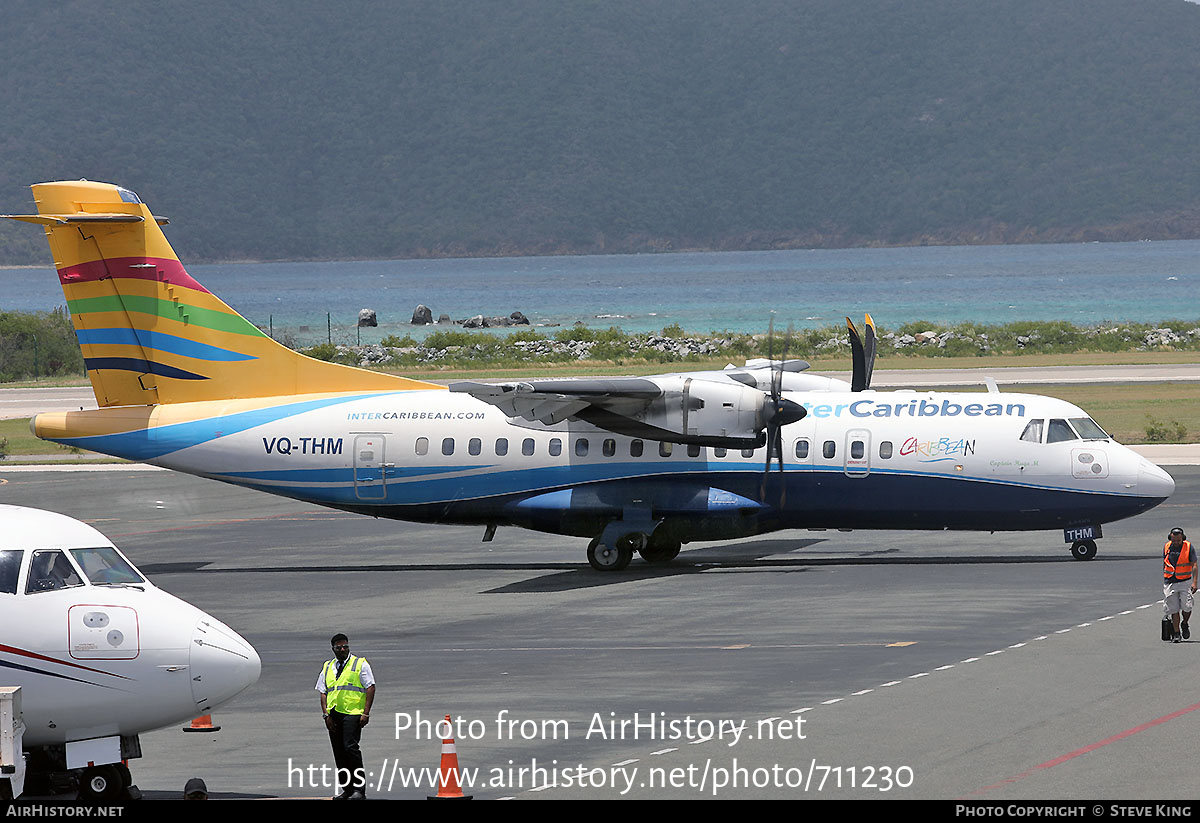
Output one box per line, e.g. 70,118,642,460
1163,619,1174,641
346,790,366,800
1174,632,1183,643
1184,622,1191,640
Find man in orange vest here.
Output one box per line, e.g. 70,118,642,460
1163,528,1197,643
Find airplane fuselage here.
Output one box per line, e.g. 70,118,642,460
34,387,1175,546
0,506,260,754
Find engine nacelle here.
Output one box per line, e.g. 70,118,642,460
575,376,771,448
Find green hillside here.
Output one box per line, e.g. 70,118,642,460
2,0,1199,263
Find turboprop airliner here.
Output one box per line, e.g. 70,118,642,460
0,505,260,801
3,180,1176,571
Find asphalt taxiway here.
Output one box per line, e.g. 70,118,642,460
1,466,1197,800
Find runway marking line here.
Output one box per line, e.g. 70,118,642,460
524,599,1168,797
965,699,1200,797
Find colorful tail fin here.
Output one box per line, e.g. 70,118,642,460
4,180,441,406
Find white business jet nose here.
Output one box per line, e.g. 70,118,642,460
190,616,261,712
1138,459,1176,500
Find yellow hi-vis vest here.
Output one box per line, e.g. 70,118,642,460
323,655,368,714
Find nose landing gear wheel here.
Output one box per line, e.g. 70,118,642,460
78,764,124,802
587,537,634,571
1070,539,1098,561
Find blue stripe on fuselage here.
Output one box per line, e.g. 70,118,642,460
49,393,392,461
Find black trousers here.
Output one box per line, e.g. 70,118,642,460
328,709,366,794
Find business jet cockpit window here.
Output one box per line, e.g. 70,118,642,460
0,550,20,595
70,547,145,586
26,550,84,593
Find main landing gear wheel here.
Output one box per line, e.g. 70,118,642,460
639,536,681,564
1070,539,1098,561
78,764,124,802
587,537,634,571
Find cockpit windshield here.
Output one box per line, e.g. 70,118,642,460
26,550,84,593
1069,417,1109,440
1046,419,1078,443
0,551,20,595
1018,417,1110,445
69,547,145,585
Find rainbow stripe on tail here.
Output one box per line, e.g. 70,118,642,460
4,180,440,407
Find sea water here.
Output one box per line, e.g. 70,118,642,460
3,239,1198,345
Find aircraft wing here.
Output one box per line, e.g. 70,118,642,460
451,373,804,448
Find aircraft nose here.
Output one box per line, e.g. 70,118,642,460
190,617,261,713
1138,459,1176,500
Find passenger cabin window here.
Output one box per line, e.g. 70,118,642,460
415,437,429,456
468,438,481,456
1046,419,1078,444
522,438,535,456
714,447,727,458
26,550,83,593
603,439,617,457
687,444,701,458
741,448,755,458
794,439,810,459
442,437,455,456
850,440,865,459
549,438,562,457
822,441,836,459
575,438,589,457
0,550,20,595
70,548,144,585
879,441,893,459
495,438,508,456
659,442,673,458
630,440,644,457
1020,420,1044,444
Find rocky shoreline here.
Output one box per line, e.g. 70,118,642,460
301,320,1200,369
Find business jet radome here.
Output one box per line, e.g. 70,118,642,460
0,505,260,800
3,180,1175,571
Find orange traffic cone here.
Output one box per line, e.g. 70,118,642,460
427,715,473,799
182,714,221,733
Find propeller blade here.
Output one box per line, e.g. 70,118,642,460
862,313,877,391
765,315,775,367
846,316,866,392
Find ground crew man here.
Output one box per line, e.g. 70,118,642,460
316,633,376,799
1163,528,1197,643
